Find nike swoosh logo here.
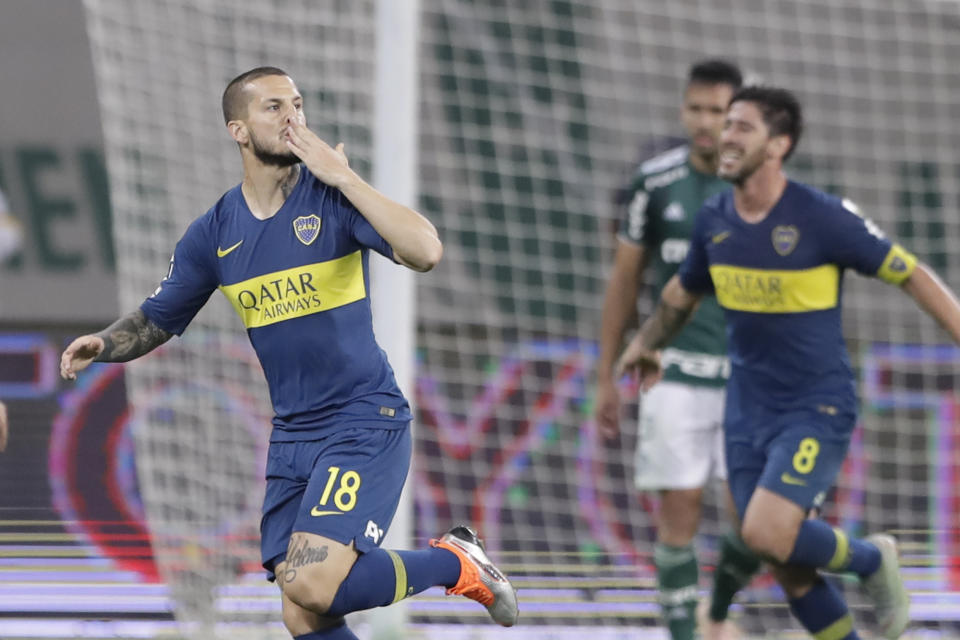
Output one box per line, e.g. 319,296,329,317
217,240,243,258
711,231,731,244
780,472,807,486
310,508,344,517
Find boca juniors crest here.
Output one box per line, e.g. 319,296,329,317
293,214,322,245
772,225,799,256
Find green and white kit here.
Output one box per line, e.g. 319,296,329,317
619,145,730,489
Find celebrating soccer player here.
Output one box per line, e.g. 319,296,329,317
595,59,759,639
615,85,960,639
60,67,518,639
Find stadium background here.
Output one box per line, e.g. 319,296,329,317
0,0,959,638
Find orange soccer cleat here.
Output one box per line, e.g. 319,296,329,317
430,525,519,627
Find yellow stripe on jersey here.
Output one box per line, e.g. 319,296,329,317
220,250,365,328
876,243,917,285
709,263,839,313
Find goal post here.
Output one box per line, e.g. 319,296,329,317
367,0,420,637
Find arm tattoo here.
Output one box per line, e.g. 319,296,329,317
637,301,694,351
93,309,173,362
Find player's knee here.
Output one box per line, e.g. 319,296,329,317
768,563,817,599
282,576,340,615
740,519,791,563
278,533,358,615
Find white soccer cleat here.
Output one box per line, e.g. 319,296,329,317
861,534,910,639
430,525,519,626
696,599,743,640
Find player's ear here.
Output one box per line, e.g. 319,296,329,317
769,134,791,161
227,120,248,145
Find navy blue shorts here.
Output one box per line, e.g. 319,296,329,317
260,426,411,580
727,408,854,519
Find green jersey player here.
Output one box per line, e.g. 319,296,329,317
595,60,759,640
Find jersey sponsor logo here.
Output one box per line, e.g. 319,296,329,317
709,263,839,313
664,202,685,221
711,231,731,245
780,472,807,486
310,508,344,516
660,239,689,264
293,214,322,245
877,244,917,285
219,250,365,328
772,225,799,256
216,239,244,258
661,348,730,379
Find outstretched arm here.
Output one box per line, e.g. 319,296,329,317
901,263,960,343
60,309,173,380
284,123,442,272
615,275,703,390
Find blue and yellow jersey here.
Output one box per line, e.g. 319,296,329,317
678,180,917,423
140,166,411,441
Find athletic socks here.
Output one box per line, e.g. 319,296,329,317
654,543,698,640
787,519,881,577
709,530,761,621
788,577,859,640
325,546,462,618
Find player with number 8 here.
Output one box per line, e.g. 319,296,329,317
615,85,960,639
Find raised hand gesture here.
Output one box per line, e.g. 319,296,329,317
284,123,354,189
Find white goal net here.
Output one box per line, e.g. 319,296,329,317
84,0,960,637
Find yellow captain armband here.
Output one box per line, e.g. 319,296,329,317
876,244,917,285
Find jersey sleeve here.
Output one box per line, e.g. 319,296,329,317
334,189,396,261
677,204,714,294
139,218,219,335
822,198,917,285
617,173,659,248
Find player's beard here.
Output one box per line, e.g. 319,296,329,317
249,130,299,168
718,144,766,186
691,130,719,157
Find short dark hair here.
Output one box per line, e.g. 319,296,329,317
687,59,743,90
730,85,804,161
222,66,290,124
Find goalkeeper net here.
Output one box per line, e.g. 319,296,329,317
84,0,960,636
